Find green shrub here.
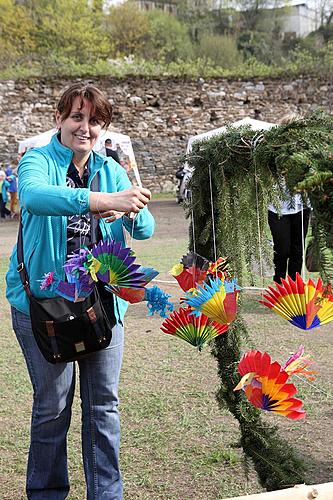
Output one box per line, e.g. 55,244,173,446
105,1,149,57
196,34,242,68
0,0,35,70
143,10,193,63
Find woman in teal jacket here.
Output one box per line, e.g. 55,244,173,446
6,83,154,500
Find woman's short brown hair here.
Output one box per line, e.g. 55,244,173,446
56,83,112,128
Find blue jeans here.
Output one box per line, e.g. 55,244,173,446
11,307,124,500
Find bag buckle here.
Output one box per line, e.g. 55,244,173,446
17,263,24,272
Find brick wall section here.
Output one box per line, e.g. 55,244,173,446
0,76,331,192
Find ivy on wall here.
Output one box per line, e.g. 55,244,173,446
186,111,333,490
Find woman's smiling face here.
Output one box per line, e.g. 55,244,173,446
55,96,102,159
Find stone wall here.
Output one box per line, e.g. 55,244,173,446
0,76,331,192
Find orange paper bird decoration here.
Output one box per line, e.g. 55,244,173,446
259,273,333,330
161,306,228,351
234,350,306,420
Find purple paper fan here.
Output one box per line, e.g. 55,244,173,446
55,274,94,302
91,239,146,288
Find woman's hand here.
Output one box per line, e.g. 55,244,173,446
90,187,151,218
94,210,125,223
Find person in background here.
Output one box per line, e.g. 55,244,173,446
268,114,310,283
0,170,11,219
105,138,121,164
6,83,155,500
6,159,19,217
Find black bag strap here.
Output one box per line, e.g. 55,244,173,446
17,172,100,297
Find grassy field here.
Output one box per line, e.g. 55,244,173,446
0,200,332,500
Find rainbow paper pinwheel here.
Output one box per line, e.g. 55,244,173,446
170,252,209,292
184,277,241,325
105,266,159,304
89,239,145,288
161,306,228,350
259,273,333,330
234,350,306,420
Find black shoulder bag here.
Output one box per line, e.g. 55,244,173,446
17,174,116,364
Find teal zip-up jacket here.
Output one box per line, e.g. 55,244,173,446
6,134,155,322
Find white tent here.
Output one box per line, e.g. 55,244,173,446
18,128,58,153
18,128,136,159
186,117,275,155
18,128,142,186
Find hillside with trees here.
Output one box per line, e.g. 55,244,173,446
0,0,332,79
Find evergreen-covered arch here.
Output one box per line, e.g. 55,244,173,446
186,112,333,490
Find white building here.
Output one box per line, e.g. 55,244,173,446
277,2,318,37
106,0,320,37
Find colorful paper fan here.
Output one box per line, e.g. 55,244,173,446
234,350,306,420
89,239,145,288
170,252,209,292
136,266,159,285
259,273,333,330
105,266,159,304
282,345,317,380
161,306,228,351
184,277,241,325
181,252,210,271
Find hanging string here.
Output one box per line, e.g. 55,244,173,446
301,209,305,280
208,164,218,274
189,191,198,289
190,194,196,256
128,213,136,249
294,373,332,399
253,160,265,290
152,277,266,291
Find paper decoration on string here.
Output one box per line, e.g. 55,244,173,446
206,256,230,279
234,350,306,420
106,266,159,302
145,285,174,317
87,239,146,288
282,345,317,380
105,284,173,318
41,240,159,305
184,277,241,325
39,269,94,302
259,273,333,330
170,252,230,292
170,252,209,292
161,306,228,351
